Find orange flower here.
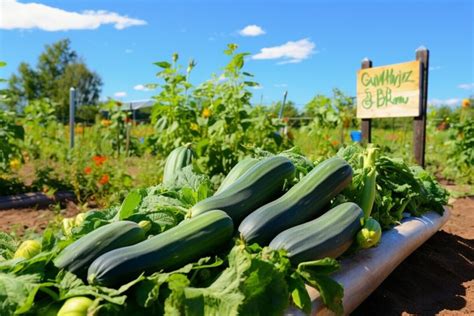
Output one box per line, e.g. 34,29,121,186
84,166,92,175
99,174,110,185
462,99,471,108
331,140,340,147
101,119,112,127
93,155,107,166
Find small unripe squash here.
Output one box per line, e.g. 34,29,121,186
13,240,41,259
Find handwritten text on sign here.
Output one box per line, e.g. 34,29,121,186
357,61,421,118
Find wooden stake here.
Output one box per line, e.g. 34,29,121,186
414,47,429,167
361,58,372,144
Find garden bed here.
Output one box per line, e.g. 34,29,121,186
287,209,450,315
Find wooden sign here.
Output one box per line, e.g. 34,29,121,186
356,61,421,118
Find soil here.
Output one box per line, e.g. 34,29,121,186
354,196,474,316
0,187,472,315
0,201,81,236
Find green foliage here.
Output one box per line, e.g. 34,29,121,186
23,99,66,161
0,110,24,172
443,112,474,183
101,100,141,156
147,44,291,177
267,100,301,127
76,105,100,123
337,144,449,229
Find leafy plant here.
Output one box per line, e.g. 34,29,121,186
147,44,291,178
444,112,474,183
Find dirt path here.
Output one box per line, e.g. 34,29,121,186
0,202,80,236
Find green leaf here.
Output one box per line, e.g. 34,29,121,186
0,273,45,314
118,189,145,220
288,273,312,314
154,61,171,69
41,228,56,252
244,81,259,87
0,232,17,259
297,258,344,315
56,271,143,305
164,245,290,316
297,257,340,275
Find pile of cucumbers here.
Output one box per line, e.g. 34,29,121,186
54,149,366,287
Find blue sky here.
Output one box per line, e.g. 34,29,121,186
0,0,473,108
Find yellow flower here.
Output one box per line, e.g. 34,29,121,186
190,122,199,131
75,126,84,134
9,159,21,170
101,119,112,127
462,99,471,108
202,108,212,118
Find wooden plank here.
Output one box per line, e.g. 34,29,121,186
361,58,372,143
413,47,429,167
357,60,421,119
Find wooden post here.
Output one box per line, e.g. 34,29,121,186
414,47,429,167
361,58,372,143
69,87,75,148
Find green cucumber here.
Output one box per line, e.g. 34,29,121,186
189,156,295,224
53,221,146,278
239,157,353,245
163,144,194,184
216,157,259,194
87,210,233,287
269,202,364,264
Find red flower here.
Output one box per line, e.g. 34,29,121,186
93,155,107,166
99,174,110,185
84,166,92,175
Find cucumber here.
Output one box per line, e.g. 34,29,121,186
53,221,146,278
269,202,364,264
189,156,295,224
87,210,234,287
216,157,259,194
163,144,194,184
239,157,353,245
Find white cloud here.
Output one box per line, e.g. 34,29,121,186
252,85,263,90
133,84,150,91
274,83,288,88
458,83,474,90
429,98,460,107
0,0,146,31
114,91,127,98
252,38,316,64
239,25,265,37
125,49,133,54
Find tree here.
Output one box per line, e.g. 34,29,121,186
267,100,301,127
7,39,102,119
303,94,332,118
